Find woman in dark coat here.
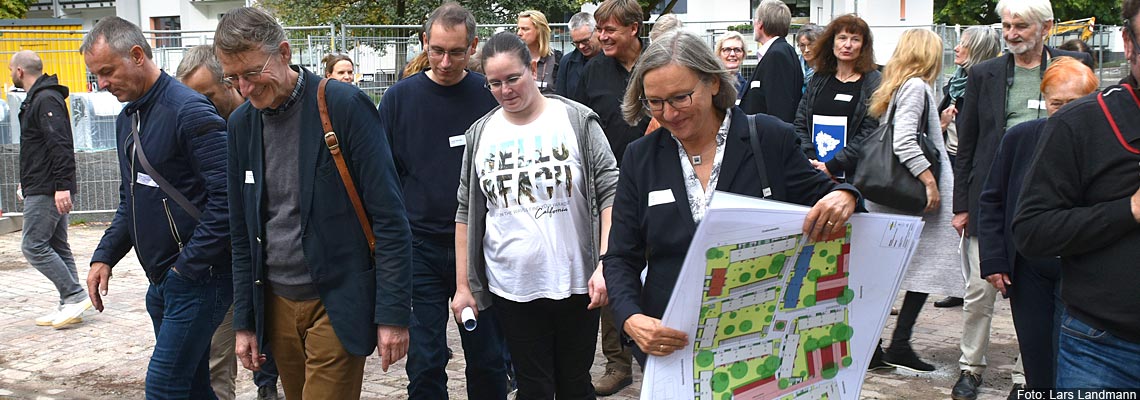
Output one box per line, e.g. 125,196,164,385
603,30,860,366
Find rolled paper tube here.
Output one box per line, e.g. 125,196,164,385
461,307,477,331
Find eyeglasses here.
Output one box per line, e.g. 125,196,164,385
427,47,469,60
485,74,524,92
222,54,273,85
573,37,595,47
572,32,596,47
720,47,744,55
640,91,694,112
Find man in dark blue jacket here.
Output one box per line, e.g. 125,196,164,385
555,11,601,100
10,50,89,330
82,17,232,399
216,7,413,399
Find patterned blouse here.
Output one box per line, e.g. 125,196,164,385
671,109,732,224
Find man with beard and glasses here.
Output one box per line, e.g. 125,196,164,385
952,1,1091,398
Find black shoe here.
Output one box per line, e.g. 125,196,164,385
935,296,964,308
882,345,935,373
1008,383,1024,400
257,385,280,400
951,370,983,400
868,345,894,371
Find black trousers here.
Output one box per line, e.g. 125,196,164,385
1008,255,1062,389
494,293,600,400
891,291,928,346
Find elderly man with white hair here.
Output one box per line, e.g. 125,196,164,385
951,0,1092,398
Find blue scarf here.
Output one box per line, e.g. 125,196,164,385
946,67,968,103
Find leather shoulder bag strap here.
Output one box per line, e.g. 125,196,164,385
131,112,202,220
746,114,772,198
318,78,376,253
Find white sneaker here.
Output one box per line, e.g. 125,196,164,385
51,298,91,329
35,308,60,326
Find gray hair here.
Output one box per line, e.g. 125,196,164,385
754,0,791,38
214,7,286,55
623,30,737,125
650,14,683,42
960,26,1002,69
10,50,43,76
80,16,153,59
175,45,223,82
568,11,595,32
795,23,824,44
424,2,477,45
995,0,1054,26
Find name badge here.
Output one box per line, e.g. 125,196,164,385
245,171,255,184
834,94,854,102
136,173,159,188
648,189,676,207
448,134,466,148
1027,99,1047,110
750,81,762,89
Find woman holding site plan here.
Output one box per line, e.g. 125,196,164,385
601,30,861,367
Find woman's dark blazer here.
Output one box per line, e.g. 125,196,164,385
603,107,858,336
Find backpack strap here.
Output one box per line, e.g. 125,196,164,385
1096,83,1140,155
318,78,375,253
746,114,772,198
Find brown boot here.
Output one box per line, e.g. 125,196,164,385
594,368,633,396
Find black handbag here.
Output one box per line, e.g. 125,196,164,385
851,90,940,213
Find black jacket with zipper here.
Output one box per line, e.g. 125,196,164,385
18,74,76,196
792,69,882,178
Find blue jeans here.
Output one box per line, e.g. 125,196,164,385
406,236,509,400
1056,309,1140,390
21,195,86,305
145,268,233,399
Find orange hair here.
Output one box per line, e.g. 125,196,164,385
1040,56,1098,94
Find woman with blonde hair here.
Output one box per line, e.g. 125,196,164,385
977,56,1098,389
714,31,748,97
518,10,561,94
863,28,958,373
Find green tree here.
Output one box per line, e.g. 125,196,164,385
934,0,1122,25
257,0,580,26
0,0,34,20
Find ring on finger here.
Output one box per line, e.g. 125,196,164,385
826,221,835,226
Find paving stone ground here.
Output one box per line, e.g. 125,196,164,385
0,223,1021,399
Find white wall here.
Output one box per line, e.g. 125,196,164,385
28,0,243,31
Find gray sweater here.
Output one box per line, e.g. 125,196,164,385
867,78,963,297
456,95,619,310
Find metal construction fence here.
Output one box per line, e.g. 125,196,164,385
0,21,1130,214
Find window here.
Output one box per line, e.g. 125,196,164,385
151,16,181,48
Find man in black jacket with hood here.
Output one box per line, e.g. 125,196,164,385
9,50,89,330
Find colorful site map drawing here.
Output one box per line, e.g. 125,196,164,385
642,193,921,400
693,228,854,400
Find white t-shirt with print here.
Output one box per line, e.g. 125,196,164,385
475,98,592,302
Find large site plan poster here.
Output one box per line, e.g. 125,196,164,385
643,192,923,400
